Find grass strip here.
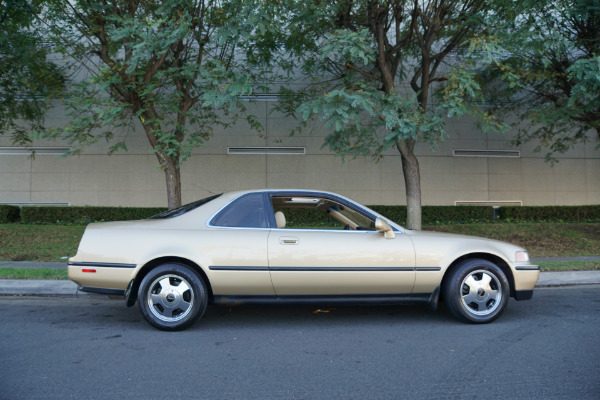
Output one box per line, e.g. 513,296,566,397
537,261,600,272
0,268,68,280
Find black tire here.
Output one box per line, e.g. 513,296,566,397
442,258,509,324
138,263,208,331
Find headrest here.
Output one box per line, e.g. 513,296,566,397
274,211,286,228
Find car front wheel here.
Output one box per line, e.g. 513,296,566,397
138,263,208,331
443,258,509,323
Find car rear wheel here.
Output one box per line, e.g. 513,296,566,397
138,263,208,331
443,258,509,323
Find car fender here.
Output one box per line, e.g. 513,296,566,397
407,230,521,293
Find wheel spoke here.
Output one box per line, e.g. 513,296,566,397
150,293,163,305
462,291,480,307
479,273,492,288
161,305,176,318
174,280,190,295
177,300,191,315
473,298,488,312
464,275,478,289
486,289,499,301
158,277,175,291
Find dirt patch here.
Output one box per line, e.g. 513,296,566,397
11,254,38,262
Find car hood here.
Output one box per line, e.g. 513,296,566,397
406,229,494,241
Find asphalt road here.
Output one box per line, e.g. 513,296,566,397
1,286,599,400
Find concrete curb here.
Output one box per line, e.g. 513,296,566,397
535,271,600,287
0,280,105,298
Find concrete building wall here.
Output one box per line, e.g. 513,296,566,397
1,99,598,207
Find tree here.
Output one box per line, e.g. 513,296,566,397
42,0,265,209
0,0,63,144
481,0,600,160
276,0,510,229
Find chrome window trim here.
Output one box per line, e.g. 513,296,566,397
270,228,381,234
206,225,390,234
207,225,272,231
206,190,405,234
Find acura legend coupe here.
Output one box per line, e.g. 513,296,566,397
68,189,540,330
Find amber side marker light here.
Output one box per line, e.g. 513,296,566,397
515,251,530,262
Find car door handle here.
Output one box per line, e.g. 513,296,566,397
280,237,299,245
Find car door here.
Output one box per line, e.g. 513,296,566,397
207,192,274,296
267,229,416,295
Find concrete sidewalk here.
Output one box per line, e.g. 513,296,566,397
0,261,66,269
1,260,599,297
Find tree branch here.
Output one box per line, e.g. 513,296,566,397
345,62,382,82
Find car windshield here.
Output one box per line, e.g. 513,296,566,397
148,194,222,219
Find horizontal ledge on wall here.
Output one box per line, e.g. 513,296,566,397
0,202,70,207
239,94,279,101
227,147,306,155
0,147,70,155
453,149,521,158
455,200,523,206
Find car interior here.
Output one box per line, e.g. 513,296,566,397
271,196,376,230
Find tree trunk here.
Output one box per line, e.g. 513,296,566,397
163,157,182,210
397,139,422,230
138,116,183,210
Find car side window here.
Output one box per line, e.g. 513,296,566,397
211,193,267,228
271,196,376,231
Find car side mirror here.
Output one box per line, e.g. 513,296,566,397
375,218,395,239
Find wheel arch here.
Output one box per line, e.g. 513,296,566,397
440,253,516,300
126,256,213,307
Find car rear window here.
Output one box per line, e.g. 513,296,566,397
148,194,222,219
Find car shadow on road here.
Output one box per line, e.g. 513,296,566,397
106,298,537,331
189,297,534,331
13,296,530,331
195,302,454,330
